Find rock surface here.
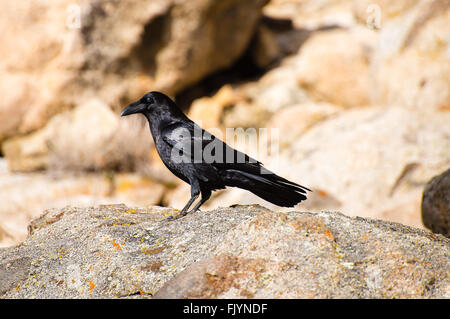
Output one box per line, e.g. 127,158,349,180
0,160,165,248
422,169,450,237
1,204,448,298
204,107,450,229
369,0,450,111
295,27,376,108
352,0,418,28
1,0,450,252
2,99,152,172
264,0,355,29
0,0,267,143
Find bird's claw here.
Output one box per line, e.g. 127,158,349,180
165,209,201,221
166,212,187,221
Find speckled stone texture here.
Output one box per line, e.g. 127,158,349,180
1,204,448,298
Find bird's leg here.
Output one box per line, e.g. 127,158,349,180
168,182,200,220
188,189,212,214
167,189,212,221
180,194,198,214
168,193,198,221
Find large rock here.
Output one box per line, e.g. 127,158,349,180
0,0,267,144
205,107,450,229
264,0,356,29
353,0,418,28
2,99,152,172
263,0,450,111
229,54,310,123
151,0,269,94
0,205,260,298
0,0,152,142
284,107,450,227
0,158,165,248
422,169,450,237
0,205,448,298
187,85,236,131
295,27,377,108
222,25,377,126
267,102,341,149
369,0,450,111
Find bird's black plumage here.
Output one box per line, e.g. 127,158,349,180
121,91,310,219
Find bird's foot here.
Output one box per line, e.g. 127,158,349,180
166,214,183,221
166,211,188,221
166,209,200,221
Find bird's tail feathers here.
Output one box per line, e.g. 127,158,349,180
223,168,310,207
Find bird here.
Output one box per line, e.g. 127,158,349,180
121,91,311,219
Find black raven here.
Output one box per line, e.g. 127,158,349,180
121,91,310,219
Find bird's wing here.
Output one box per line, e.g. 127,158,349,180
160,121,261,167
161,120,312,204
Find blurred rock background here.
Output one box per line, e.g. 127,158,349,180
0,0,449,247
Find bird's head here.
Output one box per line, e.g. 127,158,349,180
120,91,160,117
121,91,186,123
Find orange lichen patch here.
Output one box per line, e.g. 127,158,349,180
289,216,335,241
112,240,122,251
115,207,138,214
291,219,310,231
249,211,286,229
324,230,334,240
86,280,95,292
54,212,65,219
141,246,166,255
316,189,329,197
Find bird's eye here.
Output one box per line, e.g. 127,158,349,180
146,97,153,104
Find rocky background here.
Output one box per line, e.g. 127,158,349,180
0,0,449,248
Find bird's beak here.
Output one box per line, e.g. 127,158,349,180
121,101,145,117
